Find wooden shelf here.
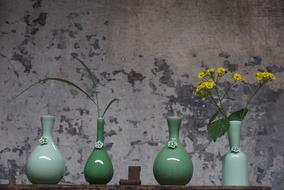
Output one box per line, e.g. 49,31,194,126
0,185,271,190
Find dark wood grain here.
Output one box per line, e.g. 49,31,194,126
119,166,141,185
0,185,271,190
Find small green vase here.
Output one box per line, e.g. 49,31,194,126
222,120,249,186
84,117,113,184
25,115,65,184
153,116,193,185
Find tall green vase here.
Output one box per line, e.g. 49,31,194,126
84,117,113,184
222,120,249,186
25,115,65,184
153,116,193,185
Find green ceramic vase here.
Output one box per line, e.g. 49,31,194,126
25,115,65,184
153,116,193,185
222,120,249,186
84,117,113,184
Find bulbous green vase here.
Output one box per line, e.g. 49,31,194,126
84,117,113,184
222,120,249,186
25,115,65,184
153,116,193,185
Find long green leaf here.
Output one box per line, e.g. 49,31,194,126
46,77,97,105
11,79,48,101
208,118,230,141
74,57,97,89
102,98,119,117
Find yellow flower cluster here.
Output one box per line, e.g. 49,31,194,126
197,67,228,79
197,68,215,79
206,68,215,74
195,80,216,96
256,71,276,81
232,73,245,81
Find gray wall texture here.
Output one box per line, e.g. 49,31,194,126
0,0,284,189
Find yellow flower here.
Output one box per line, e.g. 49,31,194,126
197,68,215,79
195,86,202,94
256,72,263,81
195,80,216,96
232,73,245,81
195,86,201,95
206,68,215,75
217,67,227,75
195,82,205,93
197,71,206,78
199,82,206,88
270,74,276,80
195,86,208,96
205,80,216,89
256,72,276,81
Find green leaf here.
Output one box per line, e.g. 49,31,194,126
102,98,119,117
208,118,230,141
46,77,97,105
74,57,97,90
209,110,220,124
10,79,47,102
228,108,248,121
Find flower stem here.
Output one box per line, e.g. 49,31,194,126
245,82,264,108
221,81,236,101
214,85,228,120
209,94,227,119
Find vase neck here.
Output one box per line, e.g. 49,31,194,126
41,115,55,138
167,116,181,141
96,117,105,142
228,121,241,149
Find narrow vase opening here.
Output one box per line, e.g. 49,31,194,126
96,117,105,142
167,116,181,141
228,120,242,149
41,115,55,137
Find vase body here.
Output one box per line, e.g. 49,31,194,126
222,120,248,186
84,117,113,184
153,116,193,185
25,115,65,184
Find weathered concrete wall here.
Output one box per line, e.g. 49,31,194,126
0,0,283,189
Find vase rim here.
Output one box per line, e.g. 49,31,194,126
97,116,104,120
41,115,55,119
229,120,242,123
167,116,181,119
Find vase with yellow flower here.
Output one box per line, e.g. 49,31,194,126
195,67,276,186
